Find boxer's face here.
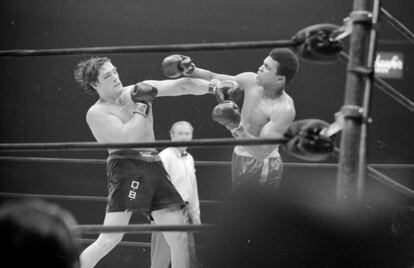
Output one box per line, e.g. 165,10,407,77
256,56,285,89
93,62,123,98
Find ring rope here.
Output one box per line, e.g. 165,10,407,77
373,74,414,112
380,8,414,45
0,156,413,169
72,223,216,234
79,237,208,249
0,137,288,152
333,147,414,199
0,156,107,165
367,166,414,198
0,39,301,58
0,192,221,205
339,52,414,113
78,238,151,248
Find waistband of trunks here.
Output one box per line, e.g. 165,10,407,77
107,149,161,162
234,145,280,158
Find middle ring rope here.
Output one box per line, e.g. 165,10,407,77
0,156,412,169
0,192,221,205
0,137,288,152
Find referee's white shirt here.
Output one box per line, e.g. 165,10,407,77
159,147,200,223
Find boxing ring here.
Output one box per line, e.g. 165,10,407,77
0,0,413,247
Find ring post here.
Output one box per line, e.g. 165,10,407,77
336,0,379,207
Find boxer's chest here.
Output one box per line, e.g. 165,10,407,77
242,95,273,136
108,103,153,125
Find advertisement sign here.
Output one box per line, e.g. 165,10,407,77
374,52,404,79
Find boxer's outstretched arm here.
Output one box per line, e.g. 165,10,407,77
160,53,253,90
189,67,235,82
190,68,255,92
143,78,210,97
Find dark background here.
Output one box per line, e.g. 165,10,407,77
0,0,413,267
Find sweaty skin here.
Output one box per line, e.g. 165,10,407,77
87,85,155,153
189,56,296,160
80,60,210,268
86,62,210,154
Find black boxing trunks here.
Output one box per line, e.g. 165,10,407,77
231,146,283,189
105,150,185,213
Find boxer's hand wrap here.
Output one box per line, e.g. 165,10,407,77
208,79,220,94
132,102,150,118
230,122,247,138
130,82,157,118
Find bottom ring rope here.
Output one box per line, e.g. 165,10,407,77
78,238,208,249
72,224,217,234
78,238,151,248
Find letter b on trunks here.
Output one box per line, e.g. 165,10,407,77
128,180,140,199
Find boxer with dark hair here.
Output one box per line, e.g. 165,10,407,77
162,48,299,190
74,57,210,268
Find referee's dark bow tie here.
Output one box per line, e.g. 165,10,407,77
181,152,188,157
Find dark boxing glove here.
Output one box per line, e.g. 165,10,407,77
130,82,158,117
162,54,195,78
211,101,241,130
209,79,243,103
283,119,334,161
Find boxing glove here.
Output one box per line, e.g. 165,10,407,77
130,82,158,117
209,79,242,103
162,54,195,78
211,101,241,131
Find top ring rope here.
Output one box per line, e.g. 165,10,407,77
0,40,301,58
0,137,288,152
